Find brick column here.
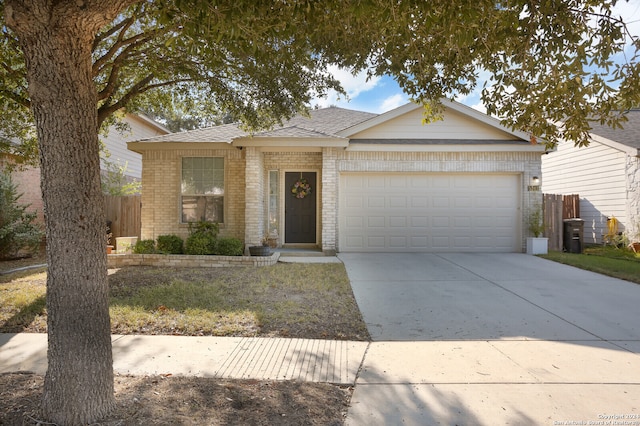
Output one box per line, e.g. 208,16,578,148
244,147,265,246
321,147,338,255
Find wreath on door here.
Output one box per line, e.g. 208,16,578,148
291,175,312,199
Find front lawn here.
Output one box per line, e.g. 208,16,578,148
0,263,370,341
540,245,640,284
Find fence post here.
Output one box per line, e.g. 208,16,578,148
104,195,141,243
543,194,564,251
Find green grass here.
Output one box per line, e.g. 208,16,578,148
1,263,370,340
540,245,640,284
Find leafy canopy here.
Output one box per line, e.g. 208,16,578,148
1,0,639,152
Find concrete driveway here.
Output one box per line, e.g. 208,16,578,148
339,253,640,424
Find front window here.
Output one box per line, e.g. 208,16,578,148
181,157,224,223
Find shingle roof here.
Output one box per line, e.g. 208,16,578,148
253,125,341,139
589,110,640,150
278,107,377,135
138,123,247,143
135,107,377,144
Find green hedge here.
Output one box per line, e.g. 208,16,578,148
215,237,244,256
156,234,184,254
133,239,156,254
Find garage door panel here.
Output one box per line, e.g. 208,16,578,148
346,196,363,208
368,196,385,208
389,216,407,227
411,236,428,248
411,197,429,208
411,216,428,227
388,196,407,208
367,236,385,248
475,197,493,208
346,216,363,228
368,216,385,227
368,176,385,188
432,216,450,228
389,236,408,248
339,173,520,252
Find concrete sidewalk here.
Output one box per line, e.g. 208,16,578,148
2,333,638,424
0,333,368,384
346,340,640,425
2,253,639,424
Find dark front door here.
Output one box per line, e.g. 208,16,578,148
285,172,317,243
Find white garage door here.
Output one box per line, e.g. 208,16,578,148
339,173,521,252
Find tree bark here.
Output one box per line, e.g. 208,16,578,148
5,2,135,424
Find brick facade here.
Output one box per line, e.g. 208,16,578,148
138,147,542,253
139,147,245,242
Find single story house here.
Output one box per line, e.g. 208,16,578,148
128,100,546,254
541,110,640,244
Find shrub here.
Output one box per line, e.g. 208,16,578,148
184,221,219,255
133,239,156,254
188,221,219,239
0,171,44,259
156,234,184,254
215,237,244,256
185,233,216,255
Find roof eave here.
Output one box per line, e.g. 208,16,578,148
127,140,234,153
232,137,349,149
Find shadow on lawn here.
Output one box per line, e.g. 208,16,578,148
0,295,46,334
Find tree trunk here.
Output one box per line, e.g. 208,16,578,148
5,2,130,424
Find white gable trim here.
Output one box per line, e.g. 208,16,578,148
589,133,640,156
127,113,170,134
345,143,546,153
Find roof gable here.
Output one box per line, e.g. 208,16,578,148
339,100,531,142
588,110,640,154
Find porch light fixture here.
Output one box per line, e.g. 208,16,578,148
528,176,541,192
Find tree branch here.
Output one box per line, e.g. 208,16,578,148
92,16,131,52
92,17,137,74
96,43,160,102
97,77,193,125
0,88,31,109
93,27,167,77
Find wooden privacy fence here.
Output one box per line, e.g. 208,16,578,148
543,194,580,251
105,195,141,242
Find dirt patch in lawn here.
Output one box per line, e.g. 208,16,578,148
0,372,351,425
1,263,368,424
1,264,370,341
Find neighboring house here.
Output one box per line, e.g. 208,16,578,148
1,113,169,225
100,113,170,180
130,100,546,254
541,110,640,244
0,151,44,225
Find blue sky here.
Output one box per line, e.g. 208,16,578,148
312,1,640,115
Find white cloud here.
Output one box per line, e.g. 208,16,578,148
377,94,407,113
313,66,382,109
468,101,487,114
611,1,640,56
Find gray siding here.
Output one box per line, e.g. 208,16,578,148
542,140,627,244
